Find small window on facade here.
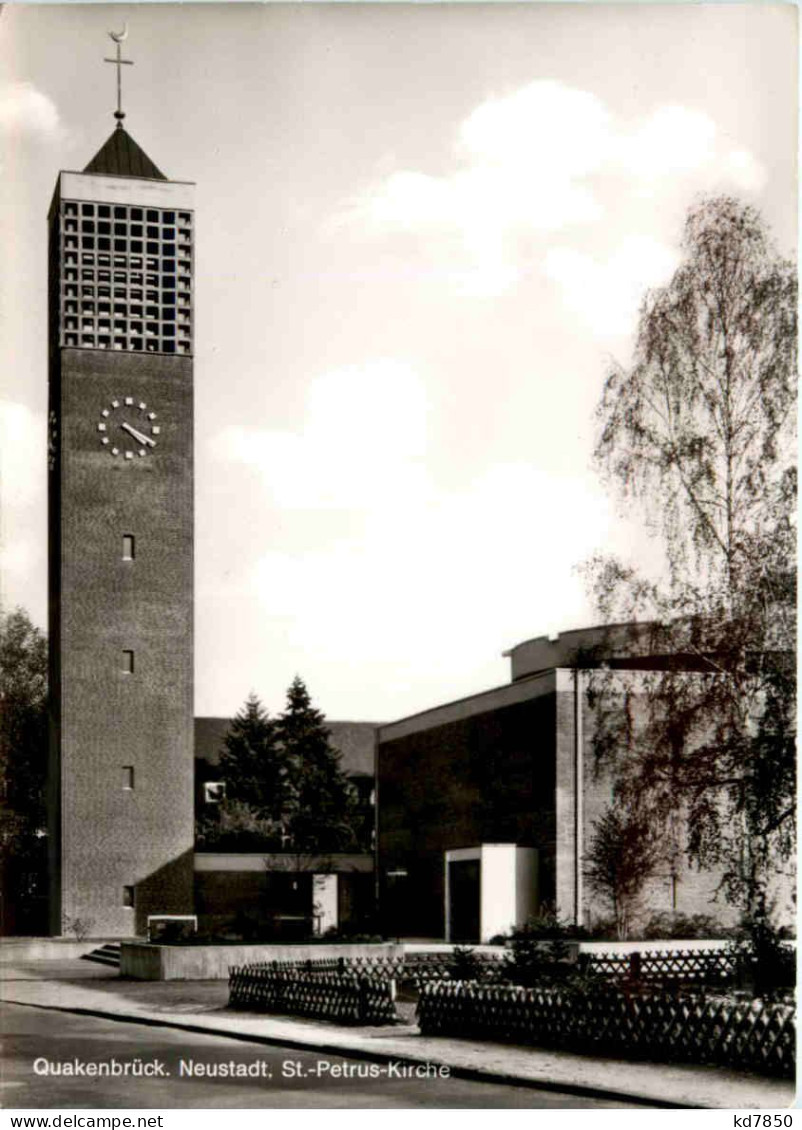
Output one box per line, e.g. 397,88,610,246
122,885,135,907
203,781,226,804
122,650,134,674
122,535,135,561
123,766,135,790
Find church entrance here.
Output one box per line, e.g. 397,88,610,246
445,844,538,943
447,858,480,943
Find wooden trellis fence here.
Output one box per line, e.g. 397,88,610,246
229,964,398,1025
235,948,741,991
417,982,795,1078
584,948,737,986
243,951,506,986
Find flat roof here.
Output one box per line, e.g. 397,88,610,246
378,667,556,744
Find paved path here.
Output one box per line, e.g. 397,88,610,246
0,963,794,1109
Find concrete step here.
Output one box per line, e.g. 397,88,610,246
80,942,121,967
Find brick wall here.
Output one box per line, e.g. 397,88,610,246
378,685,556,938
49,346,195,936
574,669,740,930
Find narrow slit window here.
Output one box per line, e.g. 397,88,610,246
122,766,135,790
122,650,134,674
122,885,135,908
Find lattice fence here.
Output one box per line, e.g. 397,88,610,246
417,982,795,1077
242,951,506,987
229,964,398,1025
584,948,737,986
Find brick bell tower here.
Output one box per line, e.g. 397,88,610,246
48,34,195,936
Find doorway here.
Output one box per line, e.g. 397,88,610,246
448,858,480,942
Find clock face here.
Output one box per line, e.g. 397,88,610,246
97,397,161,460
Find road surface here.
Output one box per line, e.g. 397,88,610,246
1,1001,643,1108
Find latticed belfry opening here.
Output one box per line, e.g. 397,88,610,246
59,199,192,355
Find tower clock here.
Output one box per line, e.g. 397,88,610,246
47,48,195,936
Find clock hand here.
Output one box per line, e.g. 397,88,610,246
121,422,156,447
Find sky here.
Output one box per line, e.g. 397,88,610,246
0,2,797,723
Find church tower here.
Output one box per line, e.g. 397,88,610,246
48,39,195,936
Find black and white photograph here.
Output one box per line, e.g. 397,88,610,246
0,0,797,1117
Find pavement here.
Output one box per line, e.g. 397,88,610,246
0,960,795,1110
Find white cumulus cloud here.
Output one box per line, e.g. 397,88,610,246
347,80,766,310
0,83,61,139
617,105,717,180
543,236,680,337
0,400,46,619
209,359,430,511
0,400,45,509
725,149,767,193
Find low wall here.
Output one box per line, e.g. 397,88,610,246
578,938,730,954
0,938,127,963
118,936,761,981
121,941,404,980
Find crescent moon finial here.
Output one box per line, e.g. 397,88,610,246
109,23,128,45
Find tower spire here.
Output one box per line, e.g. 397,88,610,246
104,25,134,127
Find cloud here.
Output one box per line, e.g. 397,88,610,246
617,105,717,180
0,400,45,509
355,82,608,296
206,357,621,679
458,80,613,178
0,83,61,139
246,460,616,674
543,236,680,337
201,359,669,713
347,81,766,306
725,149,767,193
0,400,46,620
209,359,430,511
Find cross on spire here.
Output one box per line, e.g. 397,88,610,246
104,26,134,127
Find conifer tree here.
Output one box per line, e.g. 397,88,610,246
278,676,359,852
217,692,293,824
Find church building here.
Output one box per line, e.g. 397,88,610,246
42,41,787,948
47,70,196,936
376,623,763,943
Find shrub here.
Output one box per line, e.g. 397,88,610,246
640,912,734,940
730,902,796,996
62,914,95,941
504,906,588,987
321,927,384,944
504,904,589,942
451,945,483,982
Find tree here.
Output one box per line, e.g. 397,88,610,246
584,808,661,940
217,693,294,826
278,676,360,852
589,196,796,920
196,797,285,852
209,681,361,855
0,608,49,933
